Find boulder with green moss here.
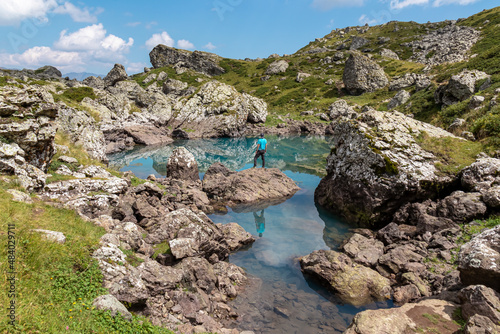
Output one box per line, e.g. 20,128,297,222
315,109,462,227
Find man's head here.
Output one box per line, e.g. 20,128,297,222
260,133,264,138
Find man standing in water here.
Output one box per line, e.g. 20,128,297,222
253,133,267,168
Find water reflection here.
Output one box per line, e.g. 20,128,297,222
253,210,266,237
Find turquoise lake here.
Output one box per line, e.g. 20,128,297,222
108,135,392,334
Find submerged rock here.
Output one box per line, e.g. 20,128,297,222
300,250,392,306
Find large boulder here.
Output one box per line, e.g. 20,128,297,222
344,299,461,334
458,225,500,291
435,70,490,106
149,45,225,76
342,52,388,95
202,162,300,207
265,60,289,75
166,147,199,182
300,250,392,306
171,80,267,137
104,64,128,87
314,109,458,227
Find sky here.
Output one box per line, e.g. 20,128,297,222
0,0,497,75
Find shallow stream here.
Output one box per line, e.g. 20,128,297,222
108,135,392,334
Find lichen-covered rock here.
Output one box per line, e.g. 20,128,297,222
461,158,500,193
149,45,224,76
435,70,490,106
458,225,500,291
342,52,388,95
483,186,500,209
166,146,199,182
42,177,129,202
387,90,410,109
350,36,369,50
344,299,460,334
265,60,289,75
389,73,431,91
328,99,357,121
379,48,399,60
171,80,267,137
104,64,128,87
300,250,392,306
202,162,300,207
315,109,458,227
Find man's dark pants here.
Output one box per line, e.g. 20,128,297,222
254,150,265,167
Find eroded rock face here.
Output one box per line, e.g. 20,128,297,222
342,52,388,95
458,225,500,291
300,250,392,306
344,299,460,334
149,45,225,76
170,81,267,137
202,162,300,207
315,109,458,227
166,146,199,182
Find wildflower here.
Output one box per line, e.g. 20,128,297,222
69,309,72,312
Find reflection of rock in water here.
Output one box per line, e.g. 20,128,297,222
315,202,354,250
108,135,334,177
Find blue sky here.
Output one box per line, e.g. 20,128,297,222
0,0,497,75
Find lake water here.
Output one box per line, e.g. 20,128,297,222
108,135,392,334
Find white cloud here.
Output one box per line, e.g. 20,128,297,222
54,23,133,57
390,0,429,9
204,42,217,51
0,46,82,69
311,0,363,10
177,39,194,50
433,0,478,6
53,2,103,23
0,0,57,26
358,14,378,25
126,21,141,27
145,31,175,49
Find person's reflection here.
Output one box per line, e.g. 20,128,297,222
253,210,266,237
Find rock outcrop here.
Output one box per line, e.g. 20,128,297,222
300,250,392,306
104,64,128,87
315,109,460,227
342,52,388,95
170,80,267,137
149,45,225,76
166,147,199,182
202,162,300,208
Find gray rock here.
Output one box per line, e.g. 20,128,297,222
58,155,78,164
342,233,384,267
35,65,62,78
344,299,460,334
104,64,128,87
162,78,189,96
7,189,33,203
265,60,289,75
149,45,225,76
315,109,458,226
448,118,466,134
92,294,132,320
378,244,424,274
300,250,392,306
328,99,357,120
387,90,410,109
82,76,105,90
483,186,500,208
218,222,255,252
166,146,199,182
459,285,500,324
389,73,431,91
296,72,311,83
464,314,500,334
435,70,489,106
379,48,399,60
350,36,369,50
436,191,487,222
32,229,66,244
469,95,485,109
458,225,500,291
461,158,500,193
342,52,388,95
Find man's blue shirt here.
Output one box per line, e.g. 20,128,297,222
257,138,267,150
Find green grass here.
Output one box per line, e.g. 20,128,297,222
53,87,97,103
415,132,484,175
0,182,172,333
152,242,171,260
